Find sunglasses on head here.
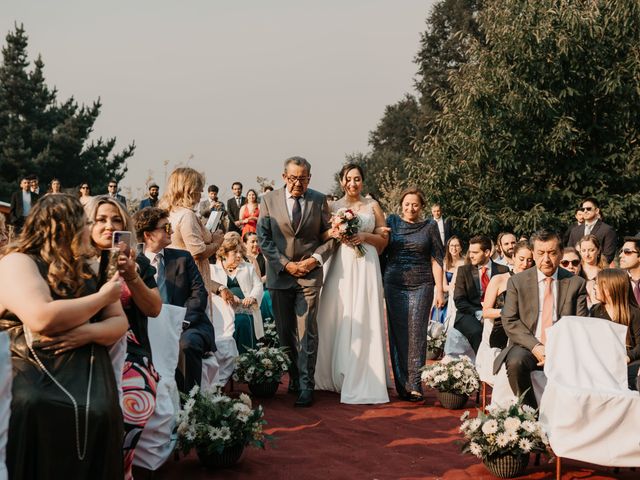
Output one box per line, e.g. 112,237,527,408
560,259,581,267
622,248,639,256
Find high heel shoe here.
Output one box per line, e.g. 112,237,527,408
408,391,423,402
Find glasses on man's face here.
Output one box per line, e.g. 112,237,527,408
285,175,310,185
622,248,639,256
580,207,594,212
156,223,172,234
560,259,581,267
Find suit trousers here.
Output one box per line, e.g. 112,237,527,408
504,345,543,408
176,321,214,394
455,313,483,353
270,285,320,391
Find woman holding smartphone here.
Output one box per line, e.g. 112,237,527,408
86,195,162,480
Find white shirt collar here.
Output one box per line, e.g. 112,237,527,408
478,259,491,271
286,190,305,200
145,248,165,263
536,267,559,283
585,219,598,227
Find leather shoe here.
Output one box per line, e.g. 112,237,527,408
288,380,300,394
294,390,314,407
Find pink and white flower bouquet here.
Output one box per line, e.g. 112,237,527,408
331,207,366,257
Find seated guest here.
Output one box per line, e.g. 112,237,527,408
0,193,127,478
619,237,640,306
559,247,583,277
454,235,510,353
244,231,275,324
211,237,265,354
494,232,517,269
134,207,215,394
578,234,608,308
495,229,588,408
590,269,640,390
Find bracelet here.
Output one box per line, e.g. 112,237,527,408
125,275,141,284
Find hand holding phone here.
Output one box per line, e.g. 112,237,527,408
112,231,132,256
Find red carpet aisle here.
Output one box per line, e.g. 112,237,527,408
159,379,635,480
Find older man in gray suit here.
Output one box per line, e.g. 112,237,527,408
494,229,588,408
257,156,335,407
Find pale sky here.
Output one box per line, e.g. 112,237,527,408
2,0,435,201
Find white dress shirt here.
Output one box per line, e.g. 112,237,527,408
435,217,445,244
22,191,32,216
145,248,164,282
584,220,597,236
534,268,559,341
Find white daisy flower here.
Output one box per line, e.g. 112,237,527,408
482,419,499,435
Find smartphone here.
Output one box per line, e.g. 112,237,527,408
135,242,145,256
98,247,121,285
112,231,132,256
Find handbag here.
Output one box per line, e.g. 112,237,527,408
428,306,445,339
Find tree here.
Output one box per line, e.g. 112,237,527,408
0,24,134,199
414,0,640,239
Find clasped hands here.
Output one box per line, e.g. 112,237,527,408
532,344,546,366
285,258,318,278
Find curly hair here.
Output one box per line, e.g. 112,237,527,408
159,167,205,210
133,207,169,242
217,235,244,259
1,194,93,297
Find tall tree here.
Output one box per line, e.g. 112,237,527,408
0,24,134,199
415,0,640,238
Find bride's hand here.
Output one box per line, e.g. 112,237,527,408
329,227,342,240
347,233,364,246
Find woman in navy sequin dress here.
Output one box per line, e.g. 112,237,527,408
383,188,444,401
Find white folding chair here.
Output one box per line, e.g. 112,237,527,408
0,332,11,480
207,295,238,387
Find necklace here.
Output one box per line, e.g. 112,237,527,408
28,342,94,461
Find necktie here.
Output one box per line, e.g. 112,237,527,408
584,224,592,236
155,252,168,303
236,197,241,207
480,266,490,302
292,196,302,231
540,277,554,344
634,281,640,307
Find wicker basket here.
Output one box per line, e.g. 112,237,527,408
426,348,443,361
197,443,244,468
249,381,279,398
483,453,529,478
436,390,468,409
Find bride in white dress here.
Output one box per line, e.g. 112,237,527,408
314,164,390,404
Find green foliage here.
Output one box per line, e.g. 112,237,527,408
414,0,640,238
0,24,134,200
233,344,291,384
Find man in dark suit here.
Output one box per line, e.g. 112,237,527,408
495,229,588,408
430,203,452,248
226,181,246,234
454,235,510,353
9,175,40,233
566,197,617,263
257,156,335,407
107,179,127,208
134,207,216,394
139,183,159,209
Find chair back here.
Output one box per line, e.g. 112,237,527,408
0,332,10,480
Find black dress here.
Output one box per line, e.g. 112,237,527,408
383,214,443,397
0,258,123,479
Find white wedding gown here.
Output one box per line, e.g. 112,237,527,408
314,205,390,404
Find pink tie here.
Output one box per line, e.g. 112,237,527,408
540,277,554,344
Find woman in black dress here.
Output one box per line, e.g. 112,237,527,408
590,268,640,390
0,194,127,479
383,188,444,401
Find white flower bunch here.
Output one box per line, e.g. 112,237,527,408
459,397,549,460
233,343,292,384
427,332,446,352
177,386,268,455
421,355,480,395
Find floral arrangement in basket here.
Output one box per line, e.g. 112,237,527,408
427,332,446,353
177,386,267,455
233,343,291,384
263,321,280,347
459,396,549,461
330,207,366,257
421,355,479,395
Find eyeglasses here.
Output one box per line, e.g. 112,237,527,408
108,185,117,188
80,186,89,190
622,248,639,256
560,259,581,267
155,223,172,234
285,175,310,184
580,207,594,212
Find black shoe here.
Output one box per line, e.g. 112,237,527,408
288,380,300,394
294,390,314,407
407,391,423,402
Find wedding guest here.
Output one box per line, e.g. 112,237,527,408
244,231,275,324
160,167,223,296
87,195,162,479
563,207,584,245
226,181,246,234
482,241,534,350
454,235,510,353
48,178,62,194
9,175,39,234
139,183,160,209
443,236,465,294
430,203,451,248
620,237,640,306
106,179,127,208
494,232,517,269
578,234,608,308
567,197,617,263
28,175,39,195
495,229,588,408
559,247,583,276
239,189,260,237
211,236,264,353
0,193,127,479
383,187,444,401
199,184,226,219
78,182,92,208
590,269,640,390
133,206,214,394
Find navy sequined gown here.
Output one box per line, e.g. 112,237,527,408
383,214,443,397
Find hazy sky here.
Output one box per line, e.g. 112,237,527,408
2,1,435,200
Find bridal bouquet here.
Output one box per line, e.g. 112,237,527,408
331,208,366,257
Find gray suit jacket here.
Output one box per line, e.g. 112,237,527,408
257,187,334,289
494,266,588,373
